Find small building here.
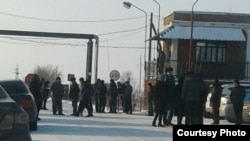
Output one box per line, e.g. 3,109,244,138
143,11,250,109
150,11,250,80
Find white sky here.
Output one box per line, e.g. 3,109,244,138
0,0,250,87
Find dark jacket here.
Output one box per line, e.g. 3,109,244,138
69,82,80,100
153,81,166,114
117,84,125,95
83,81,94,101
124,84,132,99
29,74,42,108
99,82,107,97
230,85,246,105
51,81,64,100
108,81,118,98
181,73,205,102
210,82,222,107
164,75,176,103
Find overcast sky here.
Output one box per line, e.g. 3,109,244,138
0,0,249,87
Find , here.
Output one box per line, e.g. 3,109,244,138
0,79,38,131
0,85,32,141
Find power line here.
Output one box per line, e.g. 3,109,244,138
0,11,145,23
0,36,144,49
98,26,145,36
100,30,143,42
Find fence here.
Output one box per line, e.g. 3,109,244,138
145,60,250,80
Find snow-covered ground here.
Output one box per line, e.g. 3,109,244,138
31,99,170,141
31,98,237,141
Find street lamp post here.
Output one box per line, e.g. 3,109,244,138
123,1,147,78
189,0,198,72
123,1,147,112
152,0,160,51
123,2,147,93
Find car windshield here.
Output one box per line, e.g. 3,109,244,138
0,81,29,95
0,87,7,99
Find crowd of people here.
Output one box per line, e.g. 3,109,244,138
149,66,247,126
27,74,134,121
27,69,246,126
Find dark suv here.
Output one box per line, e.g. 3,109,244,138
0,79,38,131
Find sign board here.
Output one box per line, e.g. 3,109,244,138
67,74,75,81
109,70,120,81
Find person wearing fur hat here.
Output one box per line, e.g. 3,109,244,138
161,67,176,126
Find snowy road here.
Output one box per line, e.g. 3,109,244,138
30,98,237,141
31,99,170,141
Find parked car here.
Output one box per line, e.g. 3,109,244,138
224,89,250,123
205,83,250,118
0,85,32,141
0,79,38,131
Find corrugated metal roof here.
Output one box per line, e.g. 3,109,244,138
158,26,246,41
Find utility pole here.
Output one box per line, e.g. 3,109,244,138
14,64,20,79
86,39,93,82
189,0,199,71
139,55,142,112
147,13,153,79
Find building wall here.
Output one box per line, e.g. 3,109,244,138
164,11,250,66
174,40,247,79
161,11,250,80
143,11,250,111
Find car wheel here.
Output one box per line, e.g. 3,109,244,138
29,120,38,131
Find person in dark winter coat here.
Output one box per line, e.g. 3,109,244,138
148,83,154,116
29,74,43,120
77,78,94,117
108,79,118,113
162,67,176,126
117,81,125,112
152,80,166,127
77,77,85,116
99,80,107,113
41,80,50,110
69,77,80,116
50,76,64,115
210,79,222,124
230,80,246,125
94,79,101,112
175,76,185,125
181,72,206,125
124,81,133,114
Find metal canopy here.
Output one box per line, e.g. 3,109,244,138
0,29,99,82
153,26,246,41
